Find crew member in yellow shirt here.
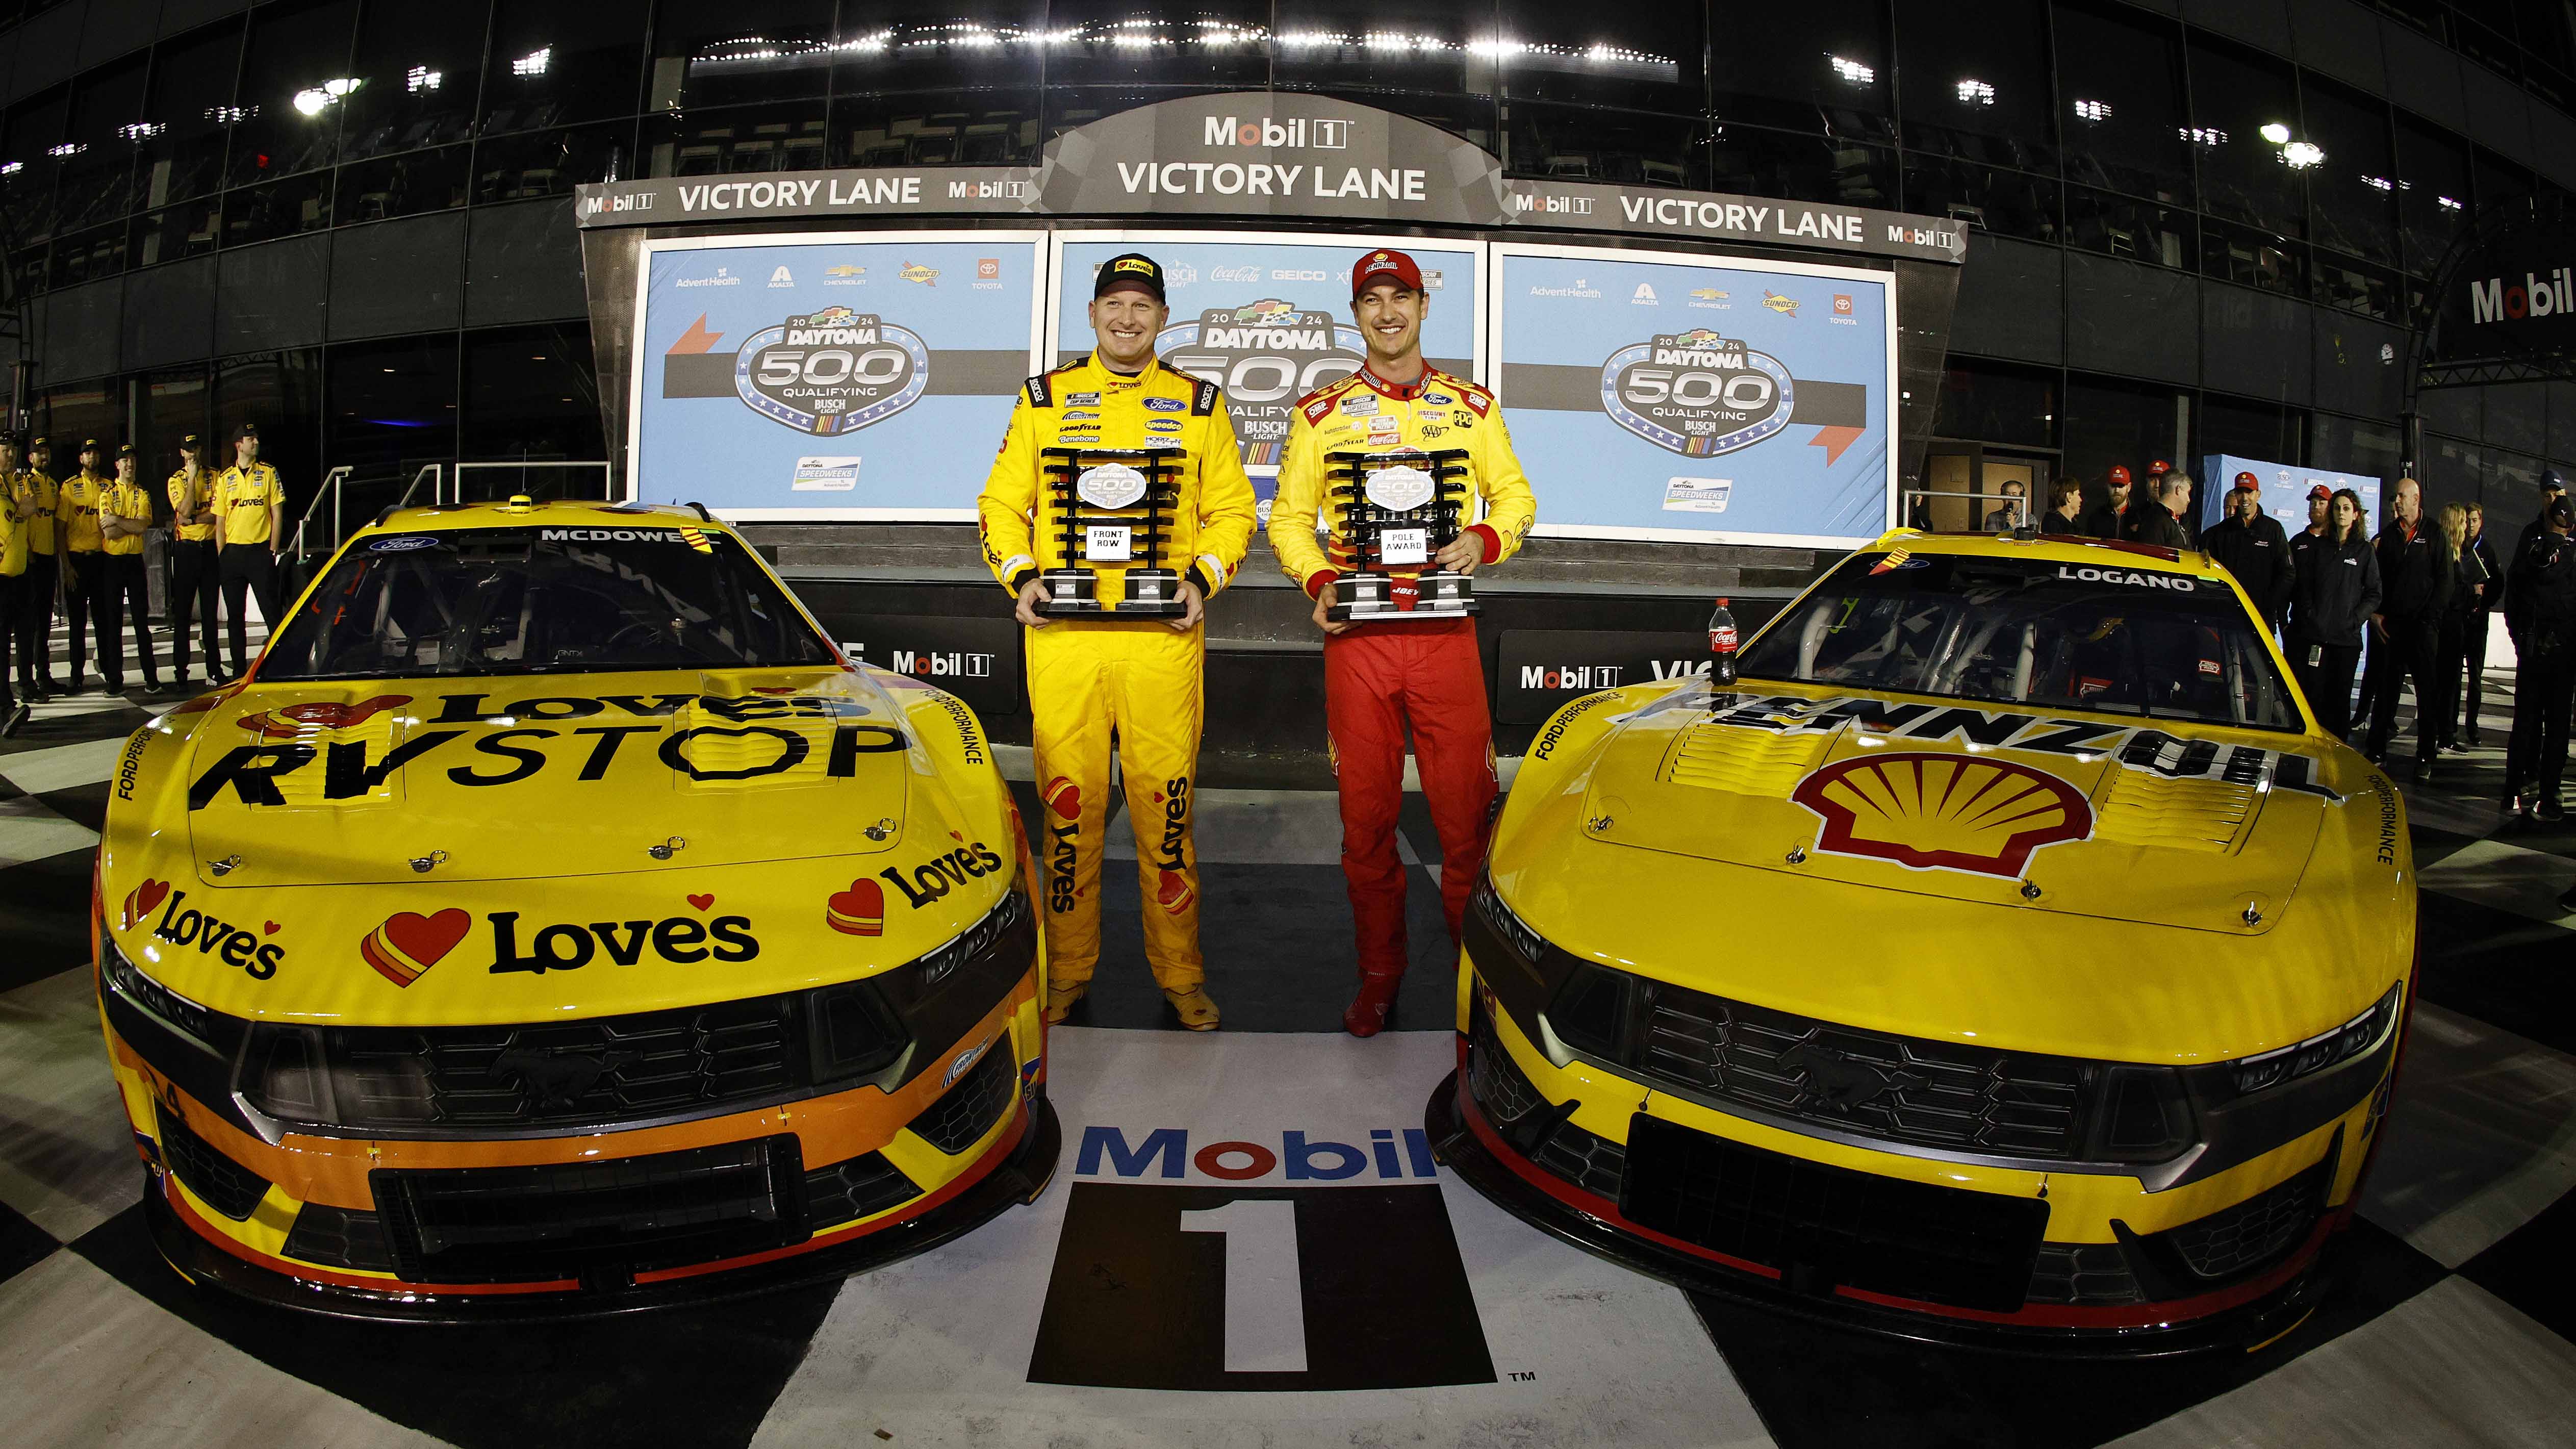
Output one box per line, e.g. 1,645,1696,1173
12,434,60,698
214,422,285,675
56,440,113,693
166,433,223,686
0,431,25,734
96,443,163,694
1269,247,1537,1037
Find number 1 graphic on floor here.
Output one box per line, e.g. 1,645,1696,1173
1180,1198,1309,1372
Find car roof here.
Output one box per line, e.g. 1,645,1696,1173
1859,528,2231,583
360,498,722,536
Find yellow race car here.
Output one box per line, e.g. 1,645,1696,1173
1433,529,2413,1352
94,498,1055,1318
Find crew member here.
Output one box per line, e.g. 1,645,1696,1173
976,252,1255,1032
0,432,23,735
2126,470,2192,549
2041,477,2084,533
2202,472,2294,631
92,444,162,694
2457,503,2502,749
2517,471,2566,560
166,434,222,687
57,440,112,693
2083,465,2136,540
1271,248,1537,1038
214,422,285,675
2286,488,2379,739
2363,477,2452,779
2505,497,2575,822
13,435,60,698
1980,478,2024,531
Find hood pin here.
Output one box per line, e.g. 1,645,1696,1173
409,850,449,874
207,854,241,877
647,836,687,860
864,818,897,842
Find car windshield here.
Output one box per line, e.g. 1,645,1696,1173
1738,549,2302,731
259,524,836,681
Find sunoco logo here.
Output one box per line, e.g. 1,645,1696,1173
1600,328,1793,459
735,307,930,437
1158,300,1365,466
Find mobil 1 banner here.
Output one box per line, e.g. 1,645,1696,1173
808,608,1022,718
1049,231,1482,507
1495,629,1721,725
1493,243,1896,546
630,232,1045,519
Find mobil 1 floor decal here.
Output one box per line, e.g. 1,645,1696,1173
755,1029,1767,1447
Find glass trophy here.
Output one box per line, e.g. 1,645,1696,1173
1325,448,1477,622
1035,447,1187,617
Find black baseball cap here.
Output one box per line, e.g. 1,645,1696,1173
180,433,200,448
114,442,134,459
28,435,46,448
78,438,99,452
233,421,260,442
1093,252,1166,304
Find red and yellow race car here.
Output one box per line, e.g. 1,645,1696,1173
1434,530,2413,1352
95,499,1055,1317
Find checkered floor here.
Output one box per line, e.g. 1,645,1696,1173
2,627,2572,1447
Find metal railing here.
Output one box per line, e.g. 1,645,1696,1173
448,460,614,506
1900,487,2039,532
283,461,618,565
288,463,441,564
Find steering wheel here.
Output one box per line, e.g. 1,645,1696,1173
603,620,667,653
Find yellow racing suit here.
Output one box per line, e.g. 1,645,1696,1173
976,353,1257,992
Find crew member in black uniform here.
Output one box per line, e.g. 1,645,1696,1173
2203,472,2295,632
2362,477,2453,779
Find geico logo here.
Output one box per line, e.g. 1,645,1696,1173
880,840,1007,907
2055,565,2197,590
891,649,993,678
187,720,908,809
144,887,284,979
1077,1125,1440,1181
1520,664,1623,691
1153,776,1190,871
489,909,759,974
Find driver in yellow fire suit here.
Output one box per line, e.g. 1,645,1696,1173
977,252,1257,1032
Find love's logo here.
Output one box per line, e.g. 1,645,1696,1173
362,908,472,987
827,877,885,936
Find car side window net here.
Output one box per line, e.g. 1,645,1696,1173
261,530,836,681
1741,553,2302,731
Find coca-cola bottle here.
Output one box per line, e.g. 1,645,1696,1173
1707,597,1739,686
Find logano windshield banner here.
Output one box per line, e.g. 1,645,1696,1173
1494,244,1896,546
1048,232,1483,512
629,233,1046,519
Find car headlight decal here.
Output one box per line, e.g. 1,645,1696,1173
101,936,221,1051
1472,870,1545,967
2227,984,2403,1097
244,1024,333,1122
2096,1066,2192,1161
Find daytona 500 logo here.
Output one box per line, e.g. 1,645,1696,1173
1158,300,1365,463
736,307,930,436
1599,329,1793,459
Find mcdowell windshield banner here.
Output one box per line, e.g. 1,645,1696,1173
1494,243,1895,546
1048,232,1483,512
630,233,1045,518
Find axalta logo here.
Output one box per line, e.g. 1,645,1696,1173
1203,116,1350,149
1522,664,1623,690
1078,1126,1439,1182
2470,268,2575,323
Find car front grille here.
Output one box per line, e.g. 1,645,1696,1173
1532,1119,1628,1200
804,1152,923,1229
2025,1241,2146,1305
911,1046,1017,1154
1465,1011,1628,1200
283,1203,396,1273
2151,1158,2325,1281
1635,983,2095,1160
157,1104,272,1221
1466,1013,1545,1128
1619,1112,2050,1313
371,1135,808,1284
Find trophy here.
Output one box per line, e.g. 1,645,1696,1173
1326,449,1477,622
1035,447,1187,616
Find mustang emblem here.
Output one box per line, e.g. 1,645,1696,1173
496,1047,640,1109
1777,1043,1924,1112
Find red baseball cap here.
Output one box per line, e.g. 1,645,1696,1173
2108,465,2132,486
1352,248,1423,297
2306,484,2332,500
2147,459,2170,475
2233,471,2259,490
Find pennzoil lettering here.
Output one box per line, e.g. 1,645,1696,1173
881,841,1008,907
148,889,284,980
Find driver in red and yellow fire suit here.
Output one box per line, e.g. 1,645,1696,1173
1269,248,1536,1037
977,252,1257,1032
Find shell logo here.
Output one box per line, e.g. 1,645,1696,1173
1789,752,2092,878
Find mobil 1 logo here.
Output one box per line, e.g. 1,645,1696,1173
1026,1125,1495,1391
1157,300,1365,462
735,306,930,436
1601,328,1794,458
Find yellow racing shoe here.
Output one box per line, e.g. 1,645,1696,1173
1163,985,1221,1031
1044,981,1088,1024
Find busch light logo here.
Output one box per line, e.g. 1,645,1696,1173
1158,300,1367,468
1600,328,1794,459
735,307,930,437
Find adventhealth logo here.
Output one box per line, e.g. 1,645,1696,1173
1204,115,1350,149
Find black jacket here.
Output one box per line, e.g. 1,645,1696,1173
2287,532,2382,647
2375,522,2453,622
2437,541,2486,623
2467,535,2502,614
2511,529,2576,652
2203,513,2296,619
2081,499,2136,541
2126,505,2190,550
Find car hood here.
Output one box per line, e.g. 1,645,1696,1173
180,666,913,888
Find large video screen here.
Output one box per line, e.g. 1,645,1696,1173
1493,243,1896,546
628,233,1047,519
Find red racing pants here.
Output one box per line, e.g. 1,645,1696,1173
1027,618,1206,992
1324,618,1497,977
